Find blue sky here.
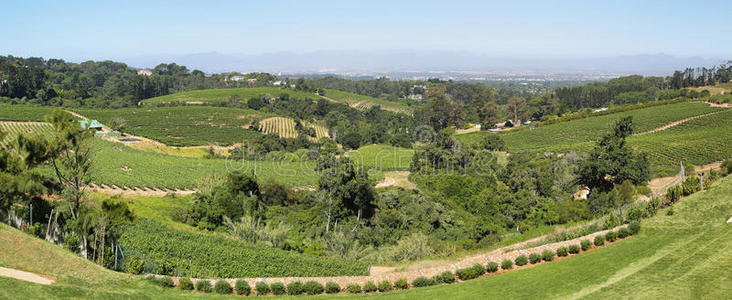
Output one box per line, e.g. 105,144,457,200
1,0,730,61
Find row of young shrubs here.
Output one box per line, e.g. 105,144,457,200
146,221,640,296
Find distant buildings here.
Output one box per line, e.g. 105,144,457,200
229,75,245,81
137,69,152,76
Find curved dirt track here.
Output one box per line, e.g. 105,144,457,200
633,109,728,136
0,267,54,285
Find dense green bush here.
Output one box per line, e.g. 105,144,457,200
556,246,568,257
434,271,455,284
270,282,286,295
605,231,617,242
119,219,368,278
287,281,304,295
214,280,232,295
501,259,514,270
665,185,682,204
325,282,340,294
124,256,144,275
486,261,499,272
682,176,701,195
303,281,324,295
178,277,193,290
155,276,174,288
412,276,436,287
362,281,377,293
594,235,605,246
568,244,580,254
378,280,393,292
255,281,270,295
627,205,644,222
394,278,409,289
456,264,485,280
581,239,592,251
347,284,362,293
234,279,250,296
514,255,528,266
628,221,641,235
195,280,211,293
618,227,630,238
529,253,542,264
542,249,555,262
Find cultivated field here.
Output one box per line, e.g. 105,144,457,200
140,87,316,105
347,144,414,171
0,121,52,148
0,104,55,121
322,89,413,114
259,116,329,140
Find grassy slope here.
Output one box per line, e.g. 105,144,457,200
140,87,316,104
323,89,413,114
2,176,729,299
0,104,55,121
348,144,415,171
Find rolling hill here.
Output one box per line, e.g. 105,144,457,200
139,87,316,105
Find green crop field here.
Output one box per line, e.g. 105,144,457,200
323,89,413,114
2,172,730,299
0,121,53,148
347,144,414,171
457,102,725,153
140,87,316,105
259,116,329,140
0,104,56,121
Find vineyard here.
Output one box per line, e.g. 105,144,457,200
140,87,316,105
75,106,267,146
259,116,329,140
0,104,55,121
458,102,725,153
322,89,413,114
347,144,414,171
119,219,369,278
0,121,53,148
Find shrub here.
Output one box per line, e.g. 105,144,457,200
542,249,555,262
214,280,232,295
568,244,580,254
234,279,250,296
394,278,409,289
667,208,675,215
605,231,617,242
514,255,528,266
124,256,144,275
456,264,485,280
486,261,499,272
412,276,436,287
581,239,592,251
303,281,324,295
270,282,286,295
195,280,211,293
363,281,378,293
434,271,455,284
347,284,362,293
665,185,682,204
556,246,568,257
618,227,630,238
501,259,513,270
287,281,304,295
529,253,542,264
378,280,393,292
682,176,701,195
325,281,340,294
627,205,644,222
628,221,641,235
594,235,605,246
156,276,174,288
645,197,660,217
255,281,270,295
178,277,193,291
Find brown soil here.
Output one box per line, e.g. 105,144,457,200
375,171,416,189
0,267,55,285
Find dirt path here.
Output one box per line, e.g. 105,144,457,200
88,183,197,196
63,109,89,120
0,267,54,285
375,171,416,189
633,109,728,136
647,161,724,196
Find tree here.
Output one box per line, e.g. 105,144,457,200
418,87,465,131
505,97,527,125
317,155,375,231
479,101,502,129
107,117,126,134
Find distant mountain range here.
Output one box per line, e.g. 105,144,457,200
115,51,725,77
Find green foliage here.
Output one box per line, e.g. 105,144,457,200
666,185,682,204
213,280,232,295
556,246,568,257
486,261,500,272
628,221,641,235
303,280,324,295
378,280,394,292
234,279,250,296
123,256,144,275
394,278,409,289
412,276,437,287
178,278,193,291
456,264,485,280
347,144,415,171
363,281,378,293
286,281,304,295
618,227,630,238
347,284,362,294
119,219,368,278
270,282,286,295
254,281,269,295
501,259,514,270
142,87,314,105
325,281,340,294
155,276,174,288
529,253,542,264
542,249,555,262
568,244,581,254
434,271,456,284
594,235,605,246
195,280,211,293
682,176,701,196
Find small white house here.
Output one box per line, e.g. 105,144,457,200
273,80,284,86
229,76,245,81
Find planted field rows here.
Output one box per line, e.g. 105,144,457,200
0,121,53,148
0,104,55,122
323,89,413,114
140,87,316,105
259,117,329,140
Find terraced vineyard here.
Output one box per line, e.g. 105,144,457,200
75,106,267,146
323,89,413,114
140,87,316,105
0,121,53,148
259,116,329,140
458,102,725,153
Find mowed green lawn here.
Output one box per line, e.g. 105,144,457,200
348,144,415,171
2,175,730,299
140,87,316,105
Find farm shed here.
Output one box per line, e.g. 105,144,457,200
79,120,103,131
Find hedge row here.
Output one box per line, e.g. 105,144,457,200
150,223,640,296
